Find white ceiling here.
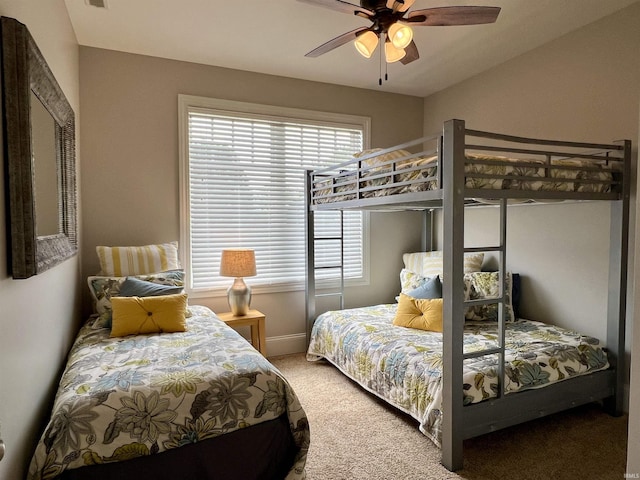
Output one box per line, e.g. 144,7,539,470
64,0,638,97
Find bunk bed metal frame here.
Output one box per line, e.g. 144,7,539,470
304,119,631,471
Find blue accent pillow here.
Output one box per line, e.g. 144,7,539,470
119,277,184,297
406,275,442,299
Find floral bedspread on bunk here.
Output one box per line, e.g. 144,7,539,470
312,152,618,204
306,304,609,446
28,305,309,480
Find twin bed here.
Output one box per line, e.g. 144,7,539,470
28,267,309,479
305,119,630,471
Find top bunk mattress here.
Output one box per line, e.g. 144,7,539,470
311,150,621,206
309,123,629,208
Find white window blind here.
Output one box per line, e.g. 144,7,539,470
181,98,368,294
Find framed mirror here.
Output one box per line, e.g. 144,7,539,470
1,17,77,279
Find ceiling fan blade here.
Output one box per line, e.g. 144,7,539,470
297,0,374,18
400,40,419,65
405,6,500,26
305,27,371,58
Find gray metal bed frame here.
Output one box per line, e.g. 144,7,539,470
304,119,631,471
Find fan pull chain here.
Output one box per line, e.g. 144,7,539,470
378,36,383,86
377,35,389,86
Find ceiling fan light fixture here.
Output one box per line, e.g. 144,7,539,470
354,31,378,58
302,0,501,75
384,40,406,63
385,0,415,12
388,23,413,49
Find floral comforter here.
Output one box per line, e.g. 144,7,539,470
28,305,309,480
307,304,609,446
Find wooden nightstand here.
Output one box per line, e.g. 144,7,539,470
217,309,267,356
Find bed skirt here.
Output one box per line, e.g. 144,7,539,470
57,414,297,480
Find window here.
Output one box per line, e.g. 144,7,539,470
179,95,370,296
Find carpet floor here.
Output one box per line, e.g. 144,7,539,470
270,353,628,480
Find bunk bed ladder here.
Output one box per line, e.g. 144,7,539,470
461,198,508,386
305,171,345,346
441,119,509,471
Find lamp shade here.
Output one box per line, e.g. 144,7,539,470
384,40,406,63
388,23,413,49
220,249,256,278
354,31,378,58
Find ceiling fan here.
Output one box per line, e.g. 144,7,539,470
299,0,501,67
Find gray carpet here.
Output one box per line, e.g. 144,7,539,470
270,353,627,480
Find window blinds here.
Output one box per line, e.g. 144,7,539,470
186,107,365,292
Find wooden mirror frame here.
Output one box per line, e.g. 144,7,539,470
1,17,77,279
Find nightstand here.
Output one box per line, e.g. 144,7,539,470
217,309,267,356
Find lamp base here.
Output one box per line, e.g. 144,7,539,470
227,277,251,316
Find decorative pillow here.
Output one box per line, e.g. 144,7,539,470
464,271,515,322
399,269,515,322
110,293,188,337
119,277,184,297
393,294,443,332
406,275,442,299
399,269,431,294
354,148,413,172
88,269,185,328
96,241,180,276
402,251,484,278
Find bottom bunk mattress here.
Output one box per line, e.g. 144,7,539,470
306,304,609,446
28,305,309,480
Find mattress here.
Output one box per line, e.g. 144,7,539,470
306,304,609,446
312,152,619,205
28,305,309,480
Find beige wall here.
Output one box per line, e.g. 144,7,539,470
0,1,81,479
79,47,425,352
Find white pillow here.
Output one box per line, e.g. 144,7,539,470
402,250,484,278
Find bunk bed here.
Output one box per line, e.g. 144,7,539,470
304,119,631,471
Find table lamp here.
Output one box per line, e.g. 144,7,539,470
219,249,257,315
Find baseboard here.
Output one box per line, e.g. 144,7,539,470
266,333,307,358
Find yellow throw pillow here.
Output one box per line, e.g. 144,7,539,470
393,293,443,332
96,242,180,276
110,293,188,337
